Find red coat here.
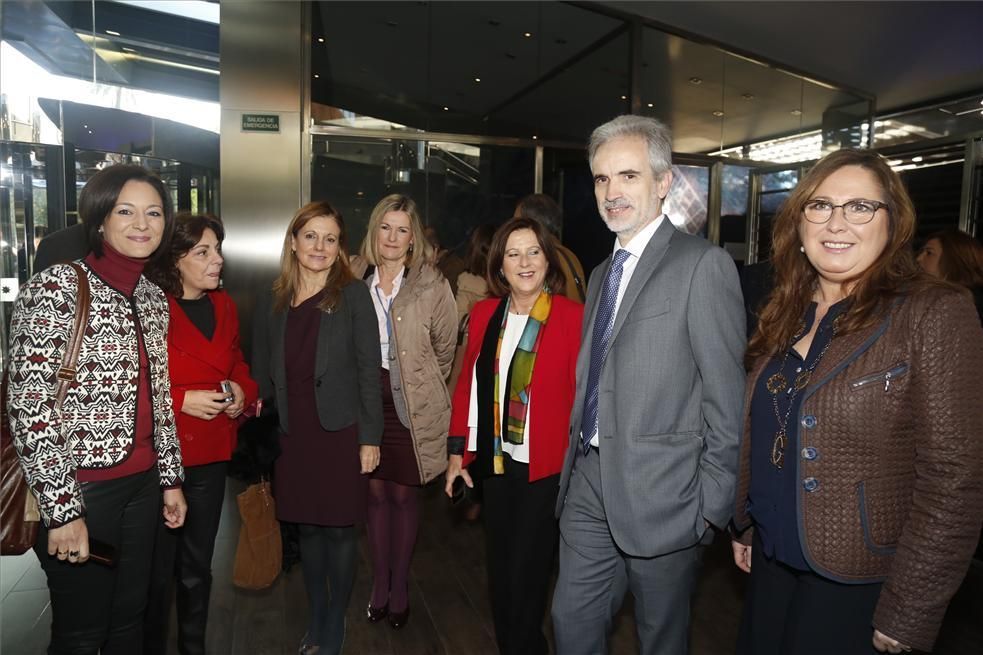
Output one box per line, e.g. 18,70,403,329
167,290,258,467
449,295,583,481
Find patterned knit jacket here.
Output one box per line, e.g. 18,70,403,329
733,285,983,652
6,262,184,528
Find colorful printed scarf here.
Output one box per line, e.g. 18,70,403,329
491,291,552,474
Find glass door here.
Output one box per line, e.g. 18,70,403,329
746,163,810,264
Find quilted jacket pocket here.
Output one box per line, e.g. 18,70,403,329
857,473,912,555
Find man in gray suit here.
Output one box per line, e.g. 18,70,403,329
551,115,746,655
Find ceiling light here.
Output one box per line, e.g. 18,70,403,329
790,109,803,116
121,47,136,53
83,124,88,128
317,37,325,43
532,135,538,140
105,30,121,36
313,74,319,79
688,77,702,85
911,156,923,162
474,77,481,83
741,93,754,101
524,32,532,38
443,106,449,111
712,110,724,117
647,102,653,108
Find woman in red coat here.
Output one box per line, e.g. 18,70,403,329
144,213,258,655
445,217,583,655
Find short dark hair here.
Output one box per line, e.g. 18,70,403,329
79,164,174,258
514,193,562,236
146,213,225,297
486,217,566,297
464,223,496,275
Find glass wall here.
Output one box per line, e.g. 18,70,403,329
311,134,534,253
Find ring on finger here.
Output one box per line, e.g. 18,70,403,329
69,550,80,557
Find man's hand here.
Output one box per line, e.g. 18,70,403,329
162,488,187,528
731,539,751,573
873,629,910,653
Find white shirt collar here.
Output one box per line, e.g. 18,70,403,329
371,265,404,298
613,214,667,259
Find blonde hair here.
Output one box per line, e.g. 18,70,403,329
359,194,434,267
272,201,353,313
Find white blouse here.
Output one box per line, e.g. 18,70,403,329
370,267,404,370
466,311,532,463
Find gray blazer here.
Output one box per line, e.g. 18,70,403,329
251,280,384,445
556,219,746,557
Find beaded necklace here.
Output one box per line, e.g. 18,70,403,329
766,312,841,469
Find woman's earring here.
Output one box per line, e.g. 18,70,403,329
800,245,805,253
98,226,104,234
408,242,414,254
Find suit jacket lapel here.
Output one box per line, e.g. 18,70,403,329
608,219,675,347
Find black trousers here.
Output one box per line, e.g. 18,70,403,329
35,467,160,655
144,461,228,655
482,455,560,655
736,532,883,655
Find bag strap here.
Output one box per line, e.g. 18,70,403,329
53,263,91,408
557,247,586,302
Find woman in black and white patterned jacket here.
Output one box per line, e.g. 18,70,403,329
6,164,186,655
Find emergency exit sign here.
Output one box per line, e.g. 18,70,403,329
241,114,280,132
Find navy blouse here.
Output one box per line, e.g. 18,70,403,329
748,299,846,570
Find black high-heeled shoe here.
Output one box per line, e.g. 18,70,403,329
388,605,410,630
298,632,320,655
366,602,389,623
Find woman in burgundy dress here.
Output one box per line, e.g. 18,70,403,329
252,201,383,655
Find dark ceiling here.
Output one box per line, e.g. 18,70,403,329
611,1,983,114
4,1,979,152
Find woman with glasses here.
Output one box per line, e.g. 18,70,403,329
730,149,983,655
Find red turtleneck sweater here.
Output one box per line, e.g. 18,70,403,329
76,244,157,482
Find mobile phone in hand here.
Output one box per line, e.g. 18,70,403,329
450,477,467,505
88,538,117,568
219,380,234,403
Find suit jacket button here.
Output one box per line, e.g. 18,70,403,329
801,447,817,460
801,415,817,429
802,477,819,492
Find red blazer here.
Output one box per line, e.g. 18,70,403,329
167,290,258,467
449,294,583,481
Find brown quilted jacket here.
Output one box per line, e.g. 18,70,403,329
733,285,983,652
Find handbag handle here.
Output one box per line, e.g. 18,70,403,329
54,263,91,408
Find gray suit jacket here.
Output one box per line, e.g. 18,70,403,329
556,219,746,557
251,280,384,445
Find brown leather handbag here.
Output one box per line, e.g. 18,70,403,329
232,478,282,589
1,263,91,556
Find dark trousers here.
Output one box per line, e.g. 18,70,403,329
736,532,883,655
482,455,560,655
144,462,227,655
35,467,160,655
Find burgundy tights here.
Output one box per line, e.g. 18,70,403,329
366,478,419,612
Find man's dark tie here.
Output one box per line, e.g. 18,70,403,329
581,248,631,455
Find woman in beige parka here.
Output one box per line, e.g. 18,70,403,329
350,194,457,630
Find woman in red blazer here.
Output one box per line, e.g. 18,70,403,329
144,213,258,655
445,217,583,655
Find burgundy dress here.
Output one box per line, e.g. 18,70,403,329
273,293,367,526
370,368,420,485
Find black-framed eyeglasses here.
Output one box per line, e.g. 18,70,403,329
802,198,888,224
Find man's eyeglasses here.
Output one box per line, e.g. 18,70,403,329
802,199,888,224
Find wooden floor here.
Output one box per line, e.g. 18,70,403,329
1,478,981,654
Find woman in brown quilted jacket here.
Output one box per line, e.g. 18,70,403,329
731,149,983,654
